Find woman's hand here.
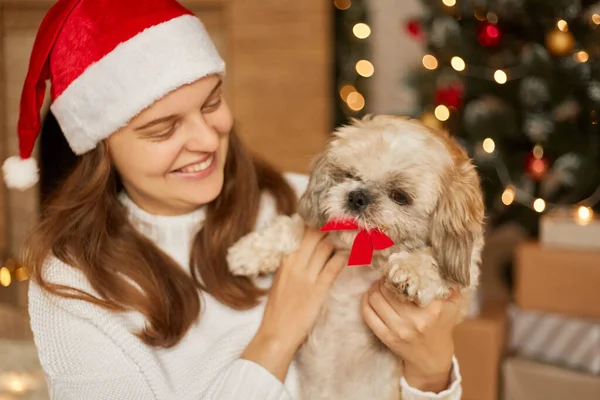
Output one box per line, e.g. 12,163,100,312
258,226,346,348
242,226,346,381
361,279,461,393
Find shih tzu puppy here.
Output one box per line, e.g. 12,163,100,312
227,115,485,400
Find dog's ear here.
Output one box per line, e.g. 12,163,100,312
298,151,335,228
429,159,484,287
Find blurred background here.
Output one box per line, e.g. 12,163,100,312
1,0,599,399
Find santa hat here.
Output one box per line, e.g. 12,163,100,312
2,0,225,190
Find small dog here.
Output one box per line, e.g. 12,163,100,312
227,115,485,399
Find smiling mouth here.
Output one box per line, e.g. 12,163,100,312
174,154,215,173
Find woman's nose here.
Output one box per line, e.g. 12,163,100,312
183,115,220,152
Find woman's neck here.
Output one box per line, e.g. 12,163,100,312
122,187,206,217
118,191,206,269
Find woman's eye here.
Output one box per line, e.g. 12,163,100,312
148,126,175,142
390,189,411,206
202,96,222,112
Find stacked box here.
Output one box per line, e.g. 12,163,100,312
453,302,507,400
504,230,600,399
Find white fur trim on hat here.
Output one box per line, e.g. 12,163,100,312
2,156,39,191
50,14,225,155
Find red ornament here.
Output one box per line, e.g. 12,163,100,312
434,83,464,109
320,218,395,266
477,22,501,47
405,19,424,40
525,151,550,181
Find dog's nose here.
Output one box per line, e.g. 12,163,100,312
347,190,371,212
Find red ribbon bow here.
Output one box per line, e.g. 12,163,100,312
320,218,395,266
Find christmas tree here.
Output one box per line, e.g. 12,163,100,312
406,0,600,236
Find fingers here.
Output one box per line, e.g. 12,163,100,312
286,226,326,269
360,291,396,345
378,280,461,333
366,281,424,343
366,282,404,331
306,238,336,277
316,252,346,287
379,281,419,317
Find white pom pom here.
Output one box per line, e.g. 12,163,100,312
2,156,39,191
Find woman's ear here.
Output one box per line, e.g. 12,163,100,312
429,160,485,287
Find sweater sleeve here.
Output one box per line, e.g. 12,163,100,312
203,359,292,399
400,356,463,400
29,257,292,400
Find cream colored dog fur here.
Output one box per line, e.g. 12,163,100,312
227,115,485,400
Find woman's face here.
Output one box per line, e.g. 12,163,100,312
108,75,233,215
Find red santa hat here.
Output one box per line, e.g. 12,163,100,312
2,0,225,190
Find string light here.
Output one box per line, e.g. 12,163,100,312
557,19,568,32
353,23,371,39
0,371,46,396
14,267,29,282
494,69,508,84
474,10,487,21
335,0,368,122
574,50,589,63
575,206,594,225
421,110,442,129
486,12,498,24
434,105,450,121
356,60,374,77
533,198,546,213
451,56,466,71
530,158,546,176
489,157,600,214
9,377,25,394
502,185,516,205
414,10,600,217
422,125,600,217
339,84,356,101
346,91,365,111
474,142,600,214
334,0,351,10
444,63,526,83
422,54,438,70
442,0,456,7
482,138,496,153
0,267,11,287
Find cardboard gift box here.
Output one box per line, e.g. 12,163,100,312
539,206,600,250
515,241,600,319
454,302,508,400
503,357,600,400
508,305,600,375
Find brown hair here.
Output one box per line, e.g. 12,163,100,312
23,130,297,348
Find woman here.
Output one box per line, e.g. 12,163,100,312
4,0,464,398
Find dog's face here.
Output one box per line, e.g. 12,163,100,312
298,115,484,286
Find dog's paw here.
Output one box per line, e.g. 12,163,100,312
227,234,267,277
227,214,305,277
385,249,450,307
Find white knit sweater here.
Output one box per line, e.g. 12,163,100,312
28,172,463,400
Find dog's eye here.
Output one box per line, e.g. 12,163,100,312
390,190,411,206
343,171,359,180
